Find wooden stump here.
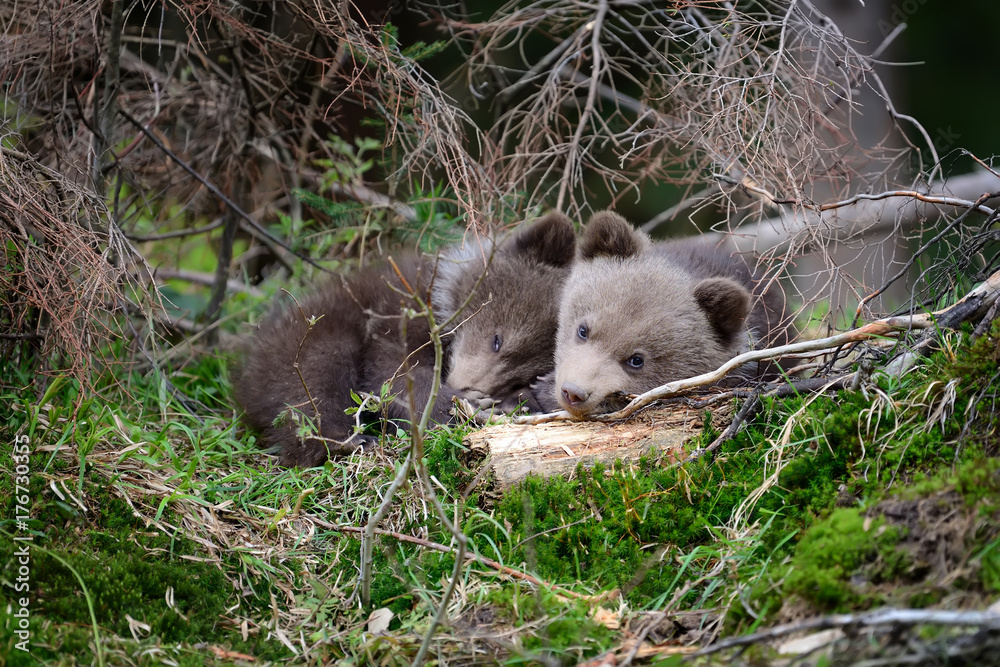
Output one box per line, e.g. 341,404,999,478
464,404,731,488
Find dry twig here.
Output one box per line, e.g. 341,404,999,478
694,607,1000,657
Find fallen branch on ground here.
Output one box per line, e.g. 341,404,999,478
693,607,1000,657
684,374,856,462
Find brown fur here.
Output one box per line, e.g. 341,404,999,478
540,211,790,417
440,214,576,412
232,213,576,466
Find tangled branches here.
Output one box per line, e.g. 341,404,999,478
438,0,918,222
1,0,511,374
3,0,981,354
0,146,149,383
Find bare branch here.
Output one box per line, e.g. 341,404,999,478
125,220,225,242
149,268,264,298
694,607,1000,657
711,169,1000,255
117,109,334,274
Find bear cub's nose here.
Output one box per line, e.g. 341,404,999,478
561,382,589,407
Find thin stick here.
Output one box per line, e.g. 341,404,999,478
117,108,332,274
359,453,413,608
284,290,324,431
497,26,584,105
516,322,911,426
711,170,1000,254
692,373,855,459
126,219,224,242
555,0,610,212
405,298,467,667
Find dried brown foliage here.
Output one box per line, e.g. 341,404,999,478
437,0,915,214
429,0,999,325
2,0,498,225
2,0,996,376
1,0,501,379
0,146,147,382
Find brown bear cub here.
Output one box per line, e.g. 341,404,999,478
233,213,576,467
542,211,789,417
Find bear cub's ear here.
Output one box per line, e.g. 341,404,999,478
508,212,577,268
693,277,751,343
580,211,651,260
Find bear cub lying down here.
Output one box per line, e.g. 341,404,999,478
539,211,790,417
234,214,576,467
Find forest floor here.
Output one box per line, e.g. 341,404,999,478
2,322,999,666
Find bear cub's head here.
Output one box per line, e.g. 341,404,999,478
436,213,577,405
553,212,751,417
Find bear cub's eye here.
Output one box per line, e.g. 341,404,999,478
492,333,503,353
577,324,589,341
626,354,644,369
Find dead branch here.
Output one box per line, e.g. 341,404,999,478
399,291,465,667
0,332,45,341
692,374,855,461
149,268,264,298
204,190,242,328
125,219,225,242
515,325,911,427
117,109,332,274
447,0,924,223
359,451,414,609
701,390,763,455
555,0,609,212
711,169,1000,255
854,192,999,324
694,607,1000,657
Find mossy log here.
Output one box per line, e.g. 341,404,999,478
464,404,732,488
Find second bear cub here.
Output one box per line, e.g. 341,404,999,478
234,213,576,467
546,211,789,417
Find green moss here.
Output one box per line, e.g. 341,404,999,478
482,587,613,662
0,441,287,662
486,440,790,607
0,542,287,661
901,453,1000,506
783,509,902,610
518,614,612,661
978,539,1000,593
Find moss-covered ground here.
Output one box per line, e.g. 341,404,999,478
1,323,998,665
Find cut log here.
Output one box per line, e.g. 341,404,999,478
463,404,733,488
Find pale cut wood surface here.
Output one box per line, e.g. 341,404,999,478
464,404,733,487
